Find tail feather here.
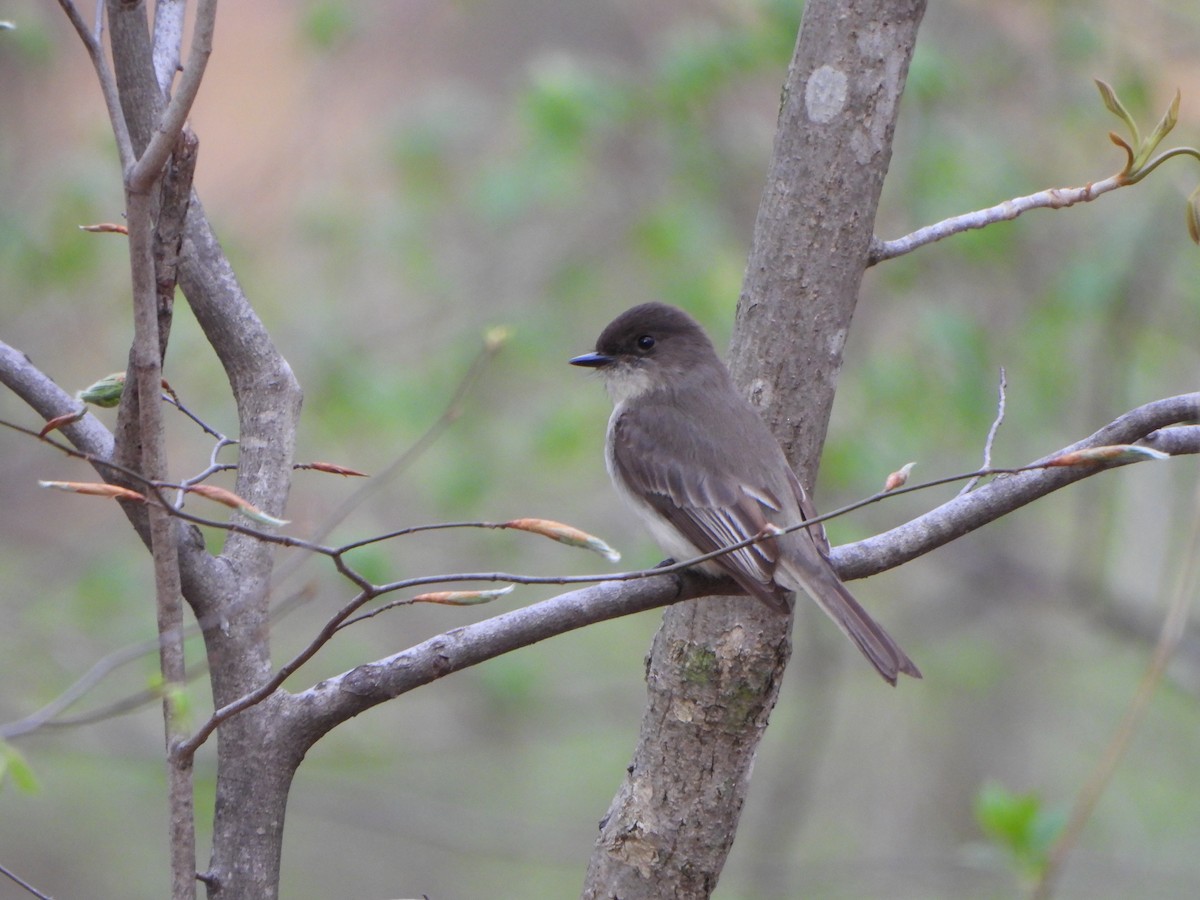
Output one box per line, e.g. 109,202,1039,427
778,551,920,686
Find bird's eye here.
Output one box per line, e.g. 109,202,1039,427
636,335,655,351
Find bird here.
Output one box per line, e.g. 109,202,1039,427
570,302,920,685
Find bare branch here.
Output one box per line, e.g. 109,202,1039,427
8,381,1197,758
0,860,54,900
869,175,1122,264
872,83,1200,266
0,634,168,739
126,130,196,894
151,0,186,95
313,332,505,546
7,385,1195,608
282,569,715,745
0,345,234,622
56,0,135,168
280,395,1200,743
128,0,216,193
161,382,230,443
834,393,1200,579
0,341,115,462
0,585,313,739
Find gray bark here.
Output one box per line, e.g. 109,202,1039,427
582,2,928,897
23,2,1190,898
104,4,304,896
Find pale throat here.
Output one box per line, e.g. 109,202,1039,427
600,360,656,406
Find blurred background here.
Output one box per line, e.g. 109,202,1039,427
2,1,1200,897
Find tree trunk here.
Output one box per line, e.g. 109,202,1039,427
203,697,303,899
582,1,927,896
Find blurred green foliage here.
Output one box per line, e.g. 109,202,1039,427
3,1,1200,898
975,780,1067,880
299,0,356,52
0,739,39,794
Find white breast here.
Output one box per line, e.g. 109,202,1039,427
604,402,717,572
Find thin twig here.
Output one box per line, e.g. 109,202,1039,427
56,0,134,169
960,367,1007,496
127,162,197,897
259,334,506,625
6,399,1200,596
0,861,55,900
161,384,228,442
0,584,311,739
6,384,1200,751
178,586,373,755
7,390,1199,582
0,636,163,739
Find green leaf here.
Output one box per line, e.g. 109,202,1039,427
164,683,193,729
1146,89,1181,150
0,741,40,794
975,780,1040,850
973,781,1066,877
1094,78,1140,147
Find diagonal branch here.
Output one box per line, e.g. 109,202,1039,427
0,340,233,616
868,175,1124,264
833,393,1200,578
57,0,135,167
280,394,1200,748
282,571,706,747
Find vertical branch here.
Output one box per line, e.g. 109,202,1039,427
62,2,300,896
152,0,187,95
59,1,206,895
105,5,304,896
583,2,928,897
127,147,197,900
128,183,196,898
128,0,216,193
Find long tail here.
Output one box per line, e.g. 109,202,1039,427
779,547,921,686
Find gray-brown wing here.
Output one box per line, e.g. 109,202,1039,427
610,407,791,610
784,464,831,555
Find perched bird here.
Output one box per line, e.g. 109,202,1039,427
570,302,920,685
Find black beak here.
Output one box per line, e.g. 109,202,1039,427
569,352,613,368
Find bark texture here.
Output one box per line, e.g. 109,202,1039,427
582,2,927,897
104,4,304,896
